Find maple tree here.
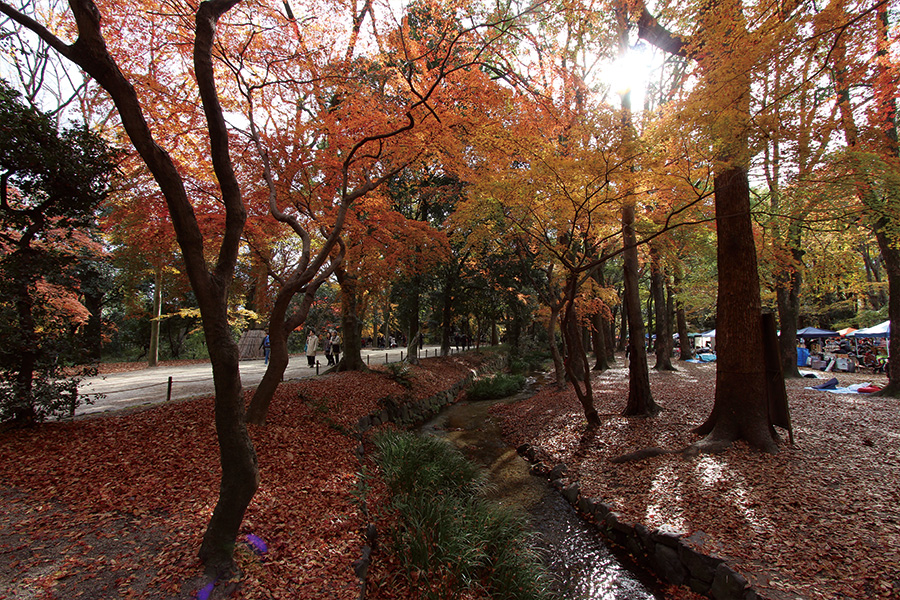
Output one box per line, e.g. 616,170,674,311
0,79,117,424
227,0,521,421
0,0,267,575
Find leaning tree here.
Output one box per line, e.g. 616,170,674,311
0,0,260,575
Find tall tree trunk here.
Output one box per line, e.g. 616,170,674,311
638,0,778,451
547,304,566,384
832,2,900,395
592,312,611,371
13,273,37,423
404,276,421,364
860,242,886,309
693,167,776,452
562,276,600,426
440,280,454,356
335,268,367,372
149,267,162,367
652,247,675,370
874,227,900,395
591,265,613,370
382,298,390,348
83,288,104,363
622,203,658,416
776,239,803,378
674,270,693,361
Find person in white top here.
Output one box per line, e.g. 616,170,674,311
305,330,319,367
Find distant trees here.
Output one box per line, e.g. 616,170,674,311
0,80,118,424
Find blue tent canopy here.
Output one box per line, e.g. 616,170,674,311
850,320,890,338
796,326,838,339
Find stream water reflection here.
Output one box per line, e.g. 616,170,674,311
419,390,663,600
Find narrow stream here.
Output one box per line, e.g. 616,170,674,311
419,387,664,600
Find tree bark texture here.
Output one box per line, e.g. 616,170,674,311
651,246,674,370
148,267,162,368
694,167,777,452
622,203,658,416
775,244,802,378
562,279,600,426
335,268,368,372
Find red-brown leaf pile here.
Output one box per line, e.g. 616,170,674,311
0,354,491,599
491,361,900,600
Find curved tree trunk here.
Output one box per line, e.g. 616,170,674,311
246,303,290,425
0,0,262,575
562,278,600,426
199,306,258,574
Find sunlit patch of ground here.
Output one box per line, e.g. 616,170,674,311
492,358,900,600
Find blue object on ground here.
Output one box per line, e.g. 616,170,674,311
797,347,810,367
245,533,268,556
812,377,838,390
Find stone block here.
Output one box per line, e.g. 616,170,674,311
594,501,612,519
679,541,722,583
577,495,595,516
653,543,686,585
561,482,580,504
711,563,749,600
634,523,654,553
548,463,568,480
651,526,683,548
688,576,712,595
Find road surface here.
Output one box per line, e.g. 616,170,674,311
75,344,448,417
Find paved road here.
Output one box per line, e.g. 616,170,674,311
75,344,448,417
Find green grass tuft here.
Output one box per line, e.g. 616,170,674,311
372,430,556,600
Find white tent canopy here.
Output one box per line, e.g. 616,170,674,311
849,320,890,338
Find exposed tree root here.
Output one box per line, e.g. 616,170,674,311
609,445,700,463
609,444,710,463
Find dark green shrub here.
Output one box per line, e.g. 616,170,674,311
467,373,526,401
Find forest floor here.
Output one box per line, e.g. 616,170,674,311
0,353,897,599
492,360,900,600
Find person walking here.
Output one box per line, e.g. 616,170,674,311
259,334,270,365
331,330,341,366
305,329,319,367
324,332,334,365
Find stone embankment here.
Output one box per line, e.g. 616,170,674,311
519,448,767,600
